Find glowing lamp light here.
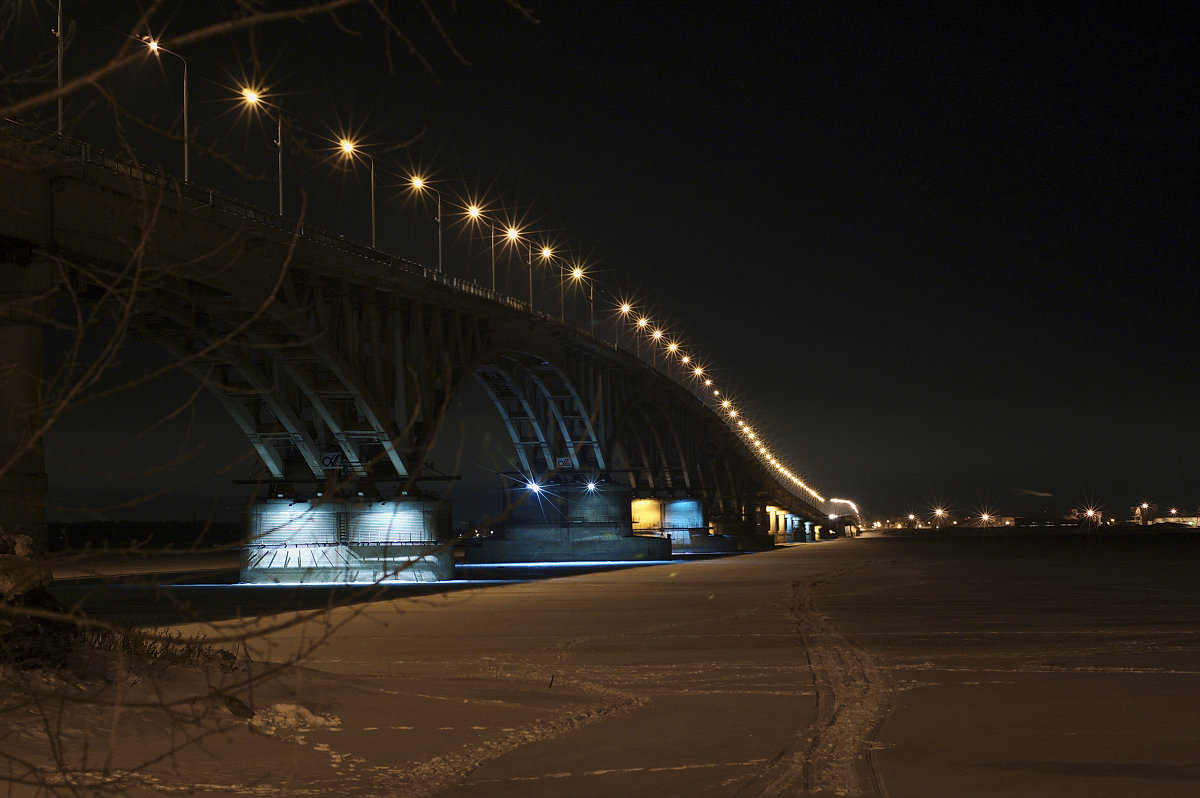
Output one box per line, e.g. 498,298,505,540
572,267,584,280
620,303,632,314
467,205,481,218
507,227,520,241
242,87,260,105
586,482,597,492
526,481,541,494
637,317,649,328
541,246,554,259
411,176,425,189
722,399,731,408
652,328,664,340
680,355,690,364
339,138,356,154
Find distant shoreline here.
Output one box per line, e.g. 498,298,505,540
862,523,1198,538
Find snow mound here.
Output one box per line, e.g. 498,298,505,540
250,703,341,734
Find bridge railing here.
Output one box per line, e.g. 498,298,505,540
2,118,557,317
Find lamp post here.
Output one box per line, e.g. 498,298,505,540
569,265,593,329
617,302,632,347
241,88,283,215
635,316,649,358
533,244,554,310
466,205,493,290
56,1,63,134
410,177,442,273
145,38,188,181
339,139,375,248
505,225,521,297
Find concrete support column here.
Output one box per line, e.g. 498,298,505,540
0,256,52,549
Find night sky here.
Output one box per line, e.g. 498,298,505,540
11,1,1198,522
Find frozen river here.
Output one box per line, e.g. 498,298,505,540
10,532,1200,796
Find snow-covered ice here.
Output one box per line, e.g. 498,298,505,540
4,533,1198,796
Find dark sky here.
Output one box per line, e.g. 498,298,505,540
17,1,1199,521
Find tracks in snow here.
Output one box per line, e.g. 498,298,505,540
743,567,894,797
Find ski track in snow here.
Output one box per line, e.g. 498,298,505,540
741,567,895,798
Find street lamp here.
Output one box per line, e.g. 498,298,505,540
617,302,632,346
466,205,496,290
241,87,283,215
569,264,593,330
145,38,188,181
339,138,376,248
56,1,63,134
635,315,649,357
501,225,521,296
532,244,554,309
410,176,442,273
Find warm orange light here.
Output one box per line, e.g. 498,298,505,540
242,87,261,105
411,176,425,190
541,246,553,259
620,303,632,315
506,227,520,241
637,317,649,328
339,139,356,154
572,267,584,279
467,205,481,218
651,328,663,340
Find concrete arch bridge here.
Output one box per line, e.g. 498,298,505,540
0,122,837,582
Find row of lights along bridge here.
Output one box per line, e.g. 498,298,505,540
45,31,833,508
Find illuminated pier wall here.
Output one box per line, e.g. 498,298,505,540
461,483,672,563
242,498,452,583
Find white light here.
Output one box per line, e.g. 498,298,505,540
586,482,597,492
527,481,540,494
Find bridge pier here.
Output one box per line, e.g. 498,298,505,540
631,496,737,554
241,496,452,583
0,251,52,549
462,482,671,563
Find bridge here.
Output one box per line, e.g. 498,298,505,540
0,121,853,582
